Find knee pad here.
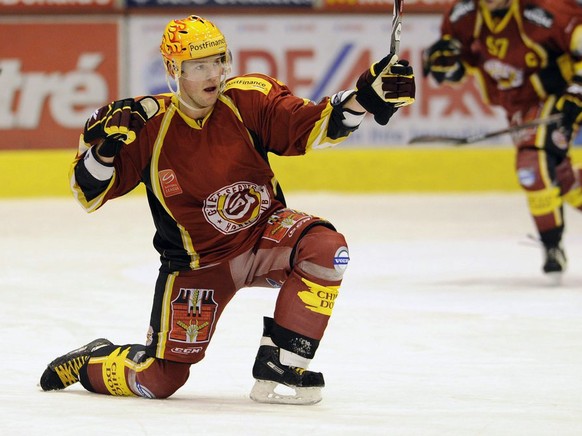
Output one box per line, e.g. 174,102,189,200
293,225,349,282
516,148,547,190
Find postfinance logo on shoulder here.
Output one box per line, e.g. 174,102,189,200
224,77,272,95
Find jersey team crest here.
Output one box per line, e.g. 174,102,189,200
203,181,271,234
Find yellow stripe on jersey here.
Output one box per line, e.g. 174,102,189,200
481,0,517,34
218,94,245,123
224,76,273,95
529,74,547,101
150,107,174,210
173,95,212,129
534,98,557,146
514,9,547,69
305,101,348,151
571,25,582,73
157,272,179,359
467,67,491,105
150,106,200,269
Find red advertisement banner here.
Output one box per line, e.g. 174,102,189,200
0,0,117,13
0,21,120,150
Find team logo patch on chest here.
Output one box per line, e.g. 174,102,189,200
203,181,271,234
158,169,183,197
483,59,524,90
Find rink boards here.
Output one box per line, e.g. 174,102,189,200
4,146,582,198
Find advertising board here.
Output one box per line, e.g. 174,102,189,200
0,0,117,13
127,14,506,146
0,20,120,150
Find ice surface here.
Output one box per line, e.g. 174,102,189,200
1,193,581,435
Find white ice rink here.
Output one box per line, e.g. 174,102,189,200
1,193,581,435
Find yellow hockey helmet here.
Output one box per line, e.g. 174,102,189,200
160,15,228,79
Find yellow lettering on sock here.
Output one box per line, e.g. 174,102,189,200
101,347,136,397
526,187,562,217
297,278,339,316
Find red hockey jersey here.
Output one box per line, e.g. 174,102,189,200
441,0,582,115
70,74,354,270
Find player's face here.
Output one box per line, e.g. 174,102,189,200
181,55,228,82
178,55,227,111
480,0,511,11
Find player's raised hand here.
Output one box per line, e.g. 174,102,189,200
557,77,582,130
83,97,159,157
422,37,465,84
355,53,416,125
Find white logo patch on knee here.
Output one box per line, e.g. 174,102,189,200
333,246,350,273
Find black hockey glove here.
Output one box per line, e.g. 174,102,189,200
355,53,416,126
422,37,465,84
556,75,582,131
83,97,159,157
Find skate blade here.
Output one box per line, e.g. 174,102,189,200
545,271,563,287
249,380,322,405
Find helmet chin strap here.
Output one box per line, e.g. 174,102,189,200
165,75,200,112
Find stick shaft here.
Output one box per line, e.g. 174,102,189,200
408,114,563,145
391,0,403,55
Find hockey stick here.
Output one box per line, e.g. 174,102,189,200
391,0,404,55
408,113,563,145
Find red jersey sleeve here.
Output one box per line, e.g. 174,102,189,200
222,74,341,157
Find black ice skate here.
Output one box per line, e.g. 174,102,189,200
250,344,325,405
40,338,112,391
543,245,567,285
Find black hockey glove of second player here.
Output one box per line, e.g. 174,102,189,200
422,37,465,84
83,97,159,157
355,53,415,125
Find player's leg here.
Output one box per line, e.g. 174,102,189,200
40,338,192,398
557,156,582,209
243,210,349,404
40,264,238,398
516,146,567,277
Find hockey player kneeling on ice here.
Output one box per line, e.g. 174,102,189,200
39,15,415,405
